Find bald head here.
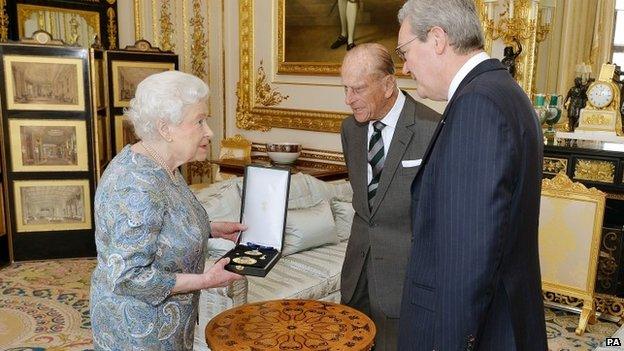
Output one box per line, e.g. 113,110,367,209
340,43,399,123
341,43,395,79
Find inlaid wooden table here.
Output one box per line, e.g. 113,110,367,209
205,299,376,351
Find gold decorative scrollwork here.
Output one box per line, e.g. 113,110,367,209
542,172,605,196
583,113,613,126
596,230,620,292
606,192,624,201
160,0,174,52
237,0,348,133
545,292,624,321
543,157,567,175
107,0,117,4
190,0,207,79
255,61,289,107
107,8,117,49
596,293,624,320
574,159,615,184
543,291,584,308
0,0,8,42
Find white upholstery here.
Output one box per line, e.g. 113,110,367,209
192,174,353,351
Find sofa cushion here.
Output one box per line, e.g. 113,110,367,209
304,176,353,203
247,240,347,302
195,180,241,222
330,197,355,241
283,199,339,256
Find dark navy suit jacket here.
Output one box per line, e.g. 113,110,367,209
398,59,548,351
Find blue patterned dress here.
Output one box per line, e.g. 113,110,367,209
90,146,211,350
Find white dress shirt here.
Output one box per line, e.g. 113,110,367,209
367,90,406,184
447,52,490,101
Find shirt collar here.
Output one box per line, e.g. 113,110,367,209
371,89,405,129
447,51,490,101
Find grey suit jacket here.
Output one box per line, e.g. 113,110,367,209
340,92,439,318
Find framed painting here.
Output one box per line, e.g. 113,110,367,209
278,0,405,75
111,61,175,107
13,179,92,233
8,119,88,172
114,115,139,153
3,55,85,111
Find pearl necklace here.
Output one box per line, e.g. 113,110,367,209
141,141,177,181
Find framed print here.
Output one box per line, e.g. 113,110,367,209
13,179,92,233
114,115,139,153
8,119,88,172
111,61,175,107
3,55,85,111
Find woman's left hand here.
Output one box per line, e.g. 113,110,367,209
210,221,247,242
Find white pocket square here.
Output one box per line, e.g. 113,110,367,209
402,159,422,168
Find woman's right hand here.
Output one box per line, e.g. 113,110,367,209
202,258,244,288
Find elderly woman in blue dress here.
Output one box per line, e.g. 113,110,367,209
90,70,243,350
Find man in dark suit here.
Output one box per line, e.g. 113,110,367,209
395,1,547,350
340,43,439,350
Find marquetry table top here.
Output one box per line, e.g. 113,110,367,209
205,299,376,351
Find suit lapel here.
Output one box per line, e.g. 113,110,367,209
419,59,506,167
370,94,416,216
351,120,371,218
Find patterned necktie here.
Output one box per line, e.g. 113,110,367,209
368,121,386,207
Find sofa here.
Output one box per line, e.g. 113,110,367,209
191,173,355,351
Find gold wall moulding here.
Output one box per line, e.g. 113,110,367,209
159,0,174,52
190,0,207,79
0,0,8,42
256,61,289,107
543,158,567,175
573,159,616,184
237,0,349,133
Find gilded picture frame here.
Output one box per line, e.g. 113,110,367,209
8,119,89,172
111,60,175,107
13,179,92,233
237,0,347,133
114,115,139,153
3,55,85,111
278,0,405,75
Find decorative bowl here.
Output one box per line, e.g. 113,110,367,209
266,142,301,165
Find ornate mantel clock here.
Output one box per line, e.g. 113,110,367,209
577,63,622,135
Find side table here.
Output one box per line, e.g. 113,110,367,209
205,299,376,351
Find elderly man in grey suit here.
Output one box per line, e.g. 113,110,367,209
339,43,439,350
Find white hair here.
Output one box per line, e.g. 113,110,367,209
398,0,484,55
125,70,209,141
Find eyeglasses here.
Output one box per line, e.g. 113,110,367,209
395,36,418,62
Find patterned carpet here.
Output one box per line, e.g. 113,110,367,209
0,259,620,350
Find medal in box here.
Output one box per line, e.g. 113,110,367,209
223,165,291,277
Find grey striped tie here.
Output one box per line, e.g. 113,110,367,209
368,121,386,207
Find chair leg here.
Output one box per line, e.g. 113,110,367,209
575,298,595,335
